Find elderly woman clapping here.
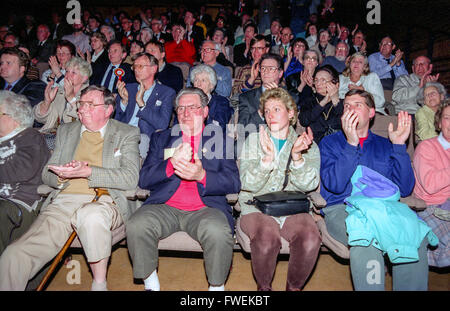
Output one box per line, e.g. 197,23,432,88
34,57,92,134
415,82,447,141
189,64,234,131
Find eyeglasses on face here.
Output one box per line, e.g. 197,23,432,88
76,101,106,110
260,66,279,73
305,56,318,61
314,78,331,85
250,46,266,52
201,47,217,53
176,105,203,114
132,64,154,70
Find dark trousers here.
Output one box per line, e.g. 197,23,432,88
323,204,429,291
0,199,39,255
240,212,321,291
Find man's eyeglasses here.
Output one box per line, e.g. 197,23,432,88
76,101,106,110
250,46,266,52
380,42,393,47
260,66,279,73
201,47,217,53
132,64,154,71
0,112,10,117
176,105,203,114
305,56,318,61
294,43,306,48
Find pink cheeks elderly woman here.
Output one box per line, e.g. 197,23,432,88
413,101,450,268
34,57,92,135
238,88,321,291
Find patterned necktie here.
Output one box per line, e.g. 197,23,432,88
5,84,12,91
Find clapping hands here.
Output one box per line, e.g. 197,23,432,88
388,111,411,145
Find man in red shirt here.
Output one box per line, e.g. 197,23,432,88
126,87,241,291
164,22,196,66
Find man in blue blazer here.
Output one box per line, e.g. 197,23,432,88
115,52,175,159
89,40,136,93
126,87,240,291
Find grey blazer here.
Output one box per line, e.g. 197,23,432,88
41,119,141,221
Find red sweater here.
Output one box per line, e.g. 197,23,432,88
165,130,207,211
164,39,196,66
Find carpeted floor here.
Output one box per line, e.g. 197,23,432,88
44,246,449,291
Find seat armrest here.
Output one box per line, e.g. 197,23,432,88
226,193,238,204
37,184,56,197
135,187,150,200
308,191,327,209
400,195,427,211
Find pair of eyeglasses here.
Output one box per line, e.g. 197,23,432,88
201,47,216,53
305,56,318,61
132,64,154,71
294,43,306,48
0,112,10,116
76,101,106,110
176,105,203,114
250,47,266,52
314,78,332,85
260,66,279,73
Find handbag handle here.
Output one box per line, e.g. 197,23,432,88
282,154,293,191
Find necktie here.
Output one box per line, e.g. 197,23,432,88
190,135,195,163
103,66,114,91
5,84,12,91
284,45,288,56
385,58,396,80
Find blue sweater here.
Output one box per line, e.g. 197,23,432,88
319,130,415,206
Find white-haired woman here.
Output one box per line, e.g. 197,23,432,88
0,91,50,254
339,52,385,114
415,81,447,141
137,27,153,45
34,57,92,136
189,64,234,131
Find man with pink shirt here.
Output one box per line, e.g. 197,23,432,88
126,87,241,291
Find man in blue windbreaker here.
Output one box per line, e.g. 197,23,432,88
318,89,429,291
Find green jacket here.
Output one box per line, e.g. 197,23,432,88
238,126,321,215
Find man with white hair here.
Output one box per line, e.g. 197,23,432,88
126,87,240,291
0,85,140,291
187,40,232,98
321,41,349,73
0,91,50,255
392,55,440,115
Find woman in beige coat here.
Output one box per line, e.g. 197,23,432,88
238,88,322,291
34,57,92,134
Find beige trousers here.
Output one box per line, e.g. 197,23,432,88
0,193,123,291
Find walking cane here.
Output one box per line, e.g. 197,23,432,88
36,188,109,291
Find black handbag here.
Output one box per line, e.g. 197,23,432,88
246,155,311,217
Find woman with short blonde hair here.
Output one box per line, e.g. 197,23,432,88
238,87,321,291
